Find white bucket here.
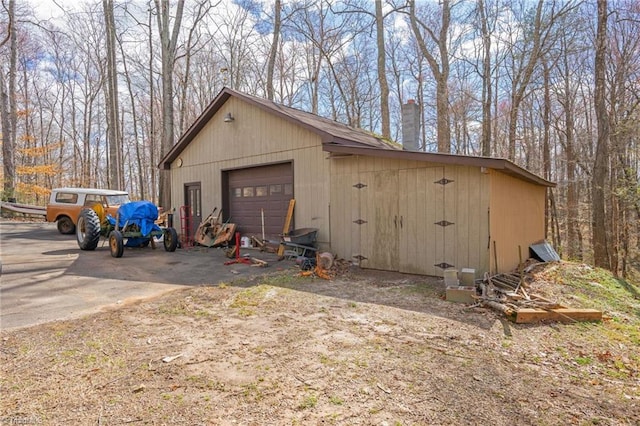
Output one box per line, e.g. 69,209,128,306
240,236,251,248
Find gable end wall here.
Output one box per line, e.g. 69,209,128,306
169,97,331,243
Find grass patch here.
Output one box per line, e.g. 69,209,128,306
242,382,264,401
329,395,344,405
574,356,592,366
297,394,317,410
531,263,640,376
230,285,278,315
158,300,190,316
540,263,640,320
156,297,216,319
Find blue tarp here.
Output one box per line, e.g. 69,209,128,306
107,200,162,237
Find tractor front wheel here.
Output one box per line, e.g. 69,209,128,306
109,230,124,258
76,209,101,250
163,227,178,252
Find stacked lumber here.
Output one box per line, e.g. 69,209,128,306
477,271,602,324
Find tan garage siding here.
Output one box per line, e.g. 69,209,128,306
329,156,491,276
438,165,491,276
489,170,547,274
170,97,331,244
329,158,361,262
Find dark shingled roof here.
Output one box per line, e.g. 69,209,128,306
159,87,554,188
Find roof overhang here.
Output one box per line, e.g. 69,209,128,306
322,143,556,188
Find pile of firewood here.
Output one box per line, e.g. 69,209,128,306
476,269,602,324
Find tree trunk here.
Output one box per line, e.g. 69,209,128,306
148,2,156,204
155,0,185,210
555,33,581,260
178,0,211,133
507,0,543,161
592,0,610,269
375,0,390,139
542,59,551,242
118,29,145,200
549,188,562,251
266,0,281,101
103,0,122,190
1,0,16,199
0,71,12,199
478,0,492,157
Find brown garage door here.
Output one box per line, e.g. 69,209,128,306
226,163,293,240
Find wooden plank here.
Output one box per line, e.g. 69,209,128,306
515,308,602,324
277,199,296,257
529,293,567,308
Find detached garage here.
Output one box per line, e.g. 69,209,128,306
159,87,555,277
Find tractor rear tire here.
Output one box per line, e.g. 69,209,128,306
163,227,178,252
57,216,76,235
109,230,124,258
76,209,101,250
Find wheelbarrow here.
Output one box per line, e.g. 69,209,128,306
281,228,318,259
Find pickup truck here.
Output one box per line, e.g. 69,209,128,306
46,187,130,234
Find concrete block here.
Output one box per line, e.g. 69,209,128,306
443,269,459,286
460,268,476,286
446,286,477,304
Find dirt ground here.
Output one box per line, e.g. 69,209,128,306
1,264,639,425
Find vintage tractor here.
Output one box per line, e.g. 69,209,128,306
76,200,178,258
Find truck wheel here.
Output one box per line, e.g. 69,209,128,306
163,227,178,252
57,216,76,235
109,230,124,258
76,209,100,250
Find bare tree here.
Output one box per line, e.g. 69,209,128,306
477,0,492,156
285,0,331,114
154,0,184,209
408,0,451,153
117,24,145,200
175,0,212,134
210,3,261,92
374,0,391,139
604,1,640,275
336,0,393,138
266,0,281,101
555,26,585,260
592,0,610,269
65,4,108,188
103,0,122,190
286,0,362,120
0,0,16,199
502,0,578,161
